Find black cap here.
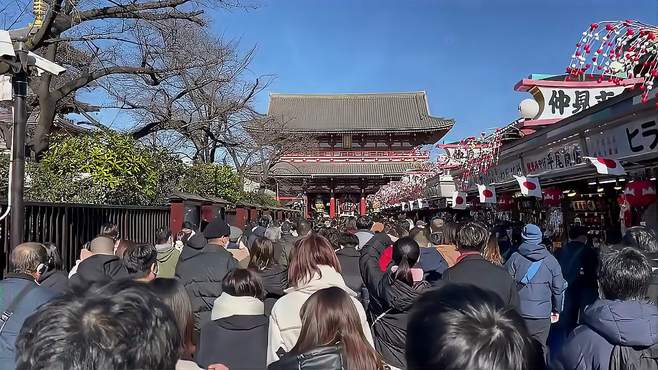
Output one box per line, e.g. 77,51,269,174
204,218,231,239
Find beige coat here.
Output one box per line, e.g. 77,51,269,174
436,244,461,267
266,265,374,365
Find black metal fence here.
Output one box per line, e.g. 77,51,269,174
0,202,170,272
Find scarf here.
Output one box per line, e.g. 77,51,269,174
211,293,264,320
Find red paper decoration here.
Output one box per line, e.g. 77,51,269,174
542,188,562,207
624,180,657,208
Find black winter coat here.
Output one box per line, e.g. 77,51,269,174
256,264,288,316
196,314,269,370
442,254,520,309
278,234,300,267
175,234,238,335
68,254,129,291
38,269,69,294
360,232,430,369
268,345,345,370
336,247,363,296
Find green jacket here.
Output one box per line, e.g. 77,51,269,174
156,242,182,278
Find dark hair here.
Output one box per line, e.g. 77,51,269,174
457,221,489,252
319,227,341,249
16,280,180,370
409,227,429,247
392,237,421,286
338,232,359,249
384,221,398,238
249,237,276,271
406,284,544,370
123,244,157,276
599,247,652,300
155,227,171,245
356,216,373,230
222,268,265,300
115,239,135,259
42,242,63,270
396,221,411,238
288,233,341,287
296,219,312,237
281,221,293,234
11,243,49,275
148,278,195,359
568,225,588,240
99,223,119,240
343,217,358,233
292,287,385,370
443,222,459,245
258,215,272,228
622,226,658,254
483,232,503,266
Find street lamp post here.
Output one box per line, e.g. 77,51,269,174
9,47,27,248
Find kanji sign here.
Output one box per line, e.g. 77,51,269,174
536,86,625,120
524,140,584,175
587,118,658,158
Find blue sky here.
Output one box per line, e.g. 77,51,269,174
210,0,658,142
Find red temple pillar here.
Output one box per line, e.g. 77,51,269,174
359,190,367,216
329,191,336,219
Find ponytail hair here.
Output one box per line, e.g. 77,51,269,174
392,237,421,286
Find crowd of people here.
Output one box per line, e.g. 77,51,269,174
1,213,657,370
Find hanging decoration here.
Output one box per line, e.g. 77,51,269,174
452,191,468,210
542,188,563,207
624,179,657,208
477,184,497,203
585,156,626,176
566,20,658,105
514,175,543,198
439,128,507,192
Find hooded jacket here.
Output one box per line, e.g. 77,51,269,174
68,254,129,290
505,241,566,318
197,293,268,370
155,242,181,279
376,272,430,368
38,269,69,294
267,265,373,365
255,264,288,316
175,233,238,335
360,232,430,368
553,299,658,370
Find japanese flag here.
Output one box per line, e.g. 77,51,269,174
452,191,467,210
477,184,497,203
585,157,626,176
514,175,542,198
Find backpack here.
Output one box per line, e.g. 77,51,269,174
610,344,658,370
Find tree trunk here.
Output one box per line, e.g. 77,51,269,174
30,98,57,157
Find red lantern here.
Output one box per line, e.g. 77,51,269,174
497,193,514,211
542,188,562,207
624,180,657,208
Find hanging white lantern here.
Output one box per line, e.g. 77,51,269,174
518,98,540,119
